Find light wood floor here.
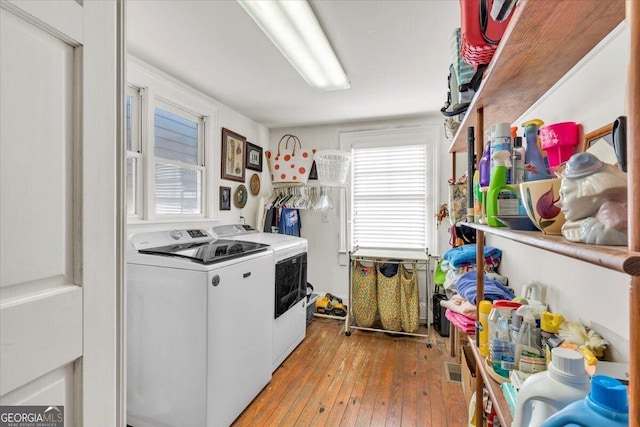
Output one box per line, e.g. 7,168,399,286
233,318,468,427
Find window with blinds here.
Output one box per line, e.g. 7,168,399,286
153,103,204,215
352,144,428,249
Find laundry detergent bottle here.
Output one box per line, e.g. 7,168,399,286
540,375,629,427
486,150,518,227
512,347,590,427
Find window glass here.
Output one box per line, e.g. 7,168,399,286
154,107,199,165
154,162,202,215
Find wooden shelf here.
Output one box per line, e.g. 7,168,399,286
468,338,513,427
448,0,625,153
462,223,640,276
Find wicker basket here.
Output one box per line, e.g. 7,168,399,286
314,150,351,186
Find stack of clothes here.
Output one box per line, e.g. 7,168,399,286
437,244,514,334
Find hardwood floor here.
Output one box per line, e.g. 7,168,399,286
233,318,468,427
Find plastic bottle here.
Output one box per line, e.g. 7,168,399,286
523,119,550,181
479,140,492,187
478,300,492,357
540,375,629,427
473,170,483,223
515,305,546,374
488,300,521,378
486,150,519,227
490,122,512,183
512,136,525,184
512,347,591,427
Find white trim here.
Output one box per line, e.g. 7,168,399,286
2,0,83,45
82,1,121,424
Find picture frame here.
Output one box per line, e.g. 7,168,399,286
221,128,246,182
583,122,613,152
219,186,231,211
245,141,263,172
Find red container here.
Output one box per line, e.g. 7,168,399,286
540,121,579,173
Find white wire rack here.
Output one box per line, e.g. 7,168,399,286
346,247,433,347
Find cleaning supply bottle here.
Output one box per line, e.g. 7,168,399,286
512,347,591,427
478,300,492,357
488,300,521,378
540,375,629,427
523,119,550,181
515,305,547,374
473,170,483,223
490,122,512,183
512,136,526,184
479,140,492,187
486,150,519,226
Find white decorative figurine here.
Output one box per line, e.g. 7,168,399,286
556,152,628,245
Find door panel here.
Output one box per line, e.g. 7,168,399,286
0,3,84,425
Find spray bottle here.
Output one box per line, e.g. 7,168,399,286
515,304,547,374
523,119,550,181
486,150,519,226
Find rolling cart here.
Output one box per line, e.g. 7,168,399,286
345,247,432,347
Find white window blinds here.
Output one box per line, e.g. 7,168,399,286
352,144,429,250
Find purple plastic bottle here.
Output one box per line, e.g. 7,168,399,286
479,141,491,187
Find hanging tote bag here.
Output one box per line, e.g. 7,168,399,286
377,262,402,332
351,261,378,328
265,134,314,185
400,263,420,333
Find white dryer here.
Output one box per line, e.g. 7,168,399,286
126,229,274,427
213,224,308,372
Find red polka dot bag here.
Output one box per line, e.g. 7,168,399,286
266,134,314,184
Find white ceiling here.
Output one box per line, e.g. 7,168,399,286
127,0,460,128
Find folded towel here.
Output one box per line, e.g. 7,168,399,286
442,244,502,270
455,271,514,305
445,309,475,335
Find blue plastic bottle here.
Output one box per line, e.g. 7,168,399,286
540,375,629,427
523,119,549,181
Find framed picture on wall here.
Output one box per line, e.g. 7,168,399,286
245,141,263,172
221,128,246,182
219,186,231,211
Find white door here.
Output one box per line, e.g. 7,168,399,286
0,1,123,425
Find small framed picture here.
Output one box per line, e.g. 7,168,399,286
245,141,263,172
219,186,231,211
221,128,246,182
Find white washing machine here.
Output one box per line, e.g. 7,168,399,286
126,229,274,427
213,224,308,372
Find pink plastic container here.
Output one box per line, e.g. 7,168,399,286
540,121,579,173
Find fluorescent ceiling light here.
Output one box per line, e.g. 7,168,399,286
238,0,350,92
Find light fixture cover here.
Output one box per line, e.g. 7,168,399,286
238,0,350,92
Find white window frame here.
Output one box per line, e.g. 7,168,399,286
340,126,439,254
152,98,206,216
127,57,219,223
126,85,144,218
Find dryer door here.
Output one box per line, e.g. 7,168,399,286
274,252,307,319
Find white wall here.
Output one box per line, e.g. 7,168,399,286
487,23,630,362
269,114,458,307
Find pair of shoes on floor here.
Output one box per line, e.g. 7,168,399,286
315,293,347,317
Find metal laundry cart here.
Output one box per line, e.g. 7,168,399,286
346,247,432,347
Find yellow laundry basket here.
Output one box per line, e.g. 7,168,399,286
377,263,402,332
400,264,420,333
351,261,377,327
